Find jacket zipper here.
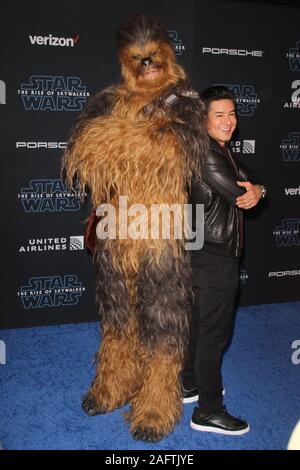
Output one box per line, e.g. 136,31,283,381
226,148,240,257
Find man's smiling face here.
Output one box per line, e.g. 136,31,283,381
206,99,237,146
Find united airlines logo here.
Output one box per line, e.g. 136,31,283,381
284,80,300,109
167,30,186,56
280,133,300,162
287,41,300,72
273,219,300,247
18,75,90,111
17,274,86,309
70,235,84,250
18,179,86,213
18,236,84,253
214,84,260,116
0,80,6,104
230,140,255,154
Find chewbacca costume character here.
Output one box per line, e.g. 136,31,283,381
63,14,207,442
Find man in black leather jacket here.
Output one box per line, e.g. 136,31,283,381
182,86,266,435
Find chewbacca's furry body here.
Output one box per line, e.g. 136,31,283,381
63,27,207,441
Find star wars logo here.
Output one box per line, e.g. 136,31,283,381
287,40,300,72
18,75,90,111
167,30,185,56
273,219,300,247
17,274,86,309
280,133,300,162
18,179,85,213
214,84,260,116
230,140,255,154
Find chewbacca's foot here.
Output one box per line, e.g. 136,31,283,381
132,426,164,443
81,393,108,416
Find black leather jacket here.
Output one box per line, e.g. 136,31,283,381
190,137,249,258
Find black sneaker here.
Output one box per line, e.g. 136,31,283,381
190,406,249,435
182,387,226,404
182,387,199,404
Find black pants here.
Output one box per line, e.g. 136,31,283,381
182,250,239,413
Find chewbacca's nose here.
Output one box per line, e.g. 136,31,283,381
141,57,152,67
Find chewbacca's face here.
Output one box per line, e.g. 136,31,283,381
119,41,177,90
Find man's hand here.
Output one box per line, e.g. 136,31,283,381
236,181,262,209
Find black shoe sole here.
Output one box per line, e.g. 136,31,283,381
190,420,250,435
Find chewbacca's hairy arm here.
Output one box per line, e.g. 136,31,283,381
166,85,209,179
76,86,117,125
65,85,117,154
62,85,118,194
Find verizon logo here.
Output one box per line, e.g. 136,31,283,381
285,186,300,195
29,34,80,47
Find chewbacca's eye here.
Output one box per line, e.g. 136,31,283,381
132,54,142,61
150,51,157,58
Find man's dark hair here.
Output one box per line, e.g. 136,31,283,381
200,86,235,112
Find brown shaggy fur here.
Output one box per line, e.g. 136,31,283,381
63,14,206,442
65,114,188,274
86,319,141,412
127,348,182,439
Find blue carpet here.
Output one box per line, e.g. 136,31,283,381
0,302,299,450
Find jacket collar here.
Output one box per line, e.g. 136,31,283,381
209,136,228,154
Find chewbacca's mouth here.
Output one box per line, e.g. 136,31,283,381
140,67,163,79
